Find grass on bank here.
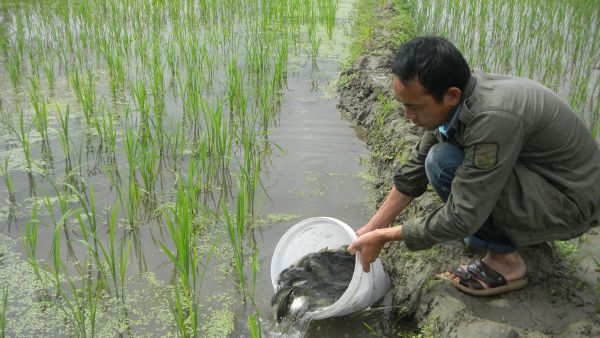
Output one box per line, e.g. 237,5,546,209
344,0,416,68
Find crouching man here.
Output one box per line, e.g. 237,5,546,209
348,36,600,296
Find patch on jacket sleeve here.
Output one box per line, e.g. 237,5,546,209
473,143,498,170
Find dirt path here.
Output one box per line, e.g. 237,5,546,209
336,5,600,336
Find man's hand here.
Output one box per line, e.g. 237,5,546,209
348,229,386,272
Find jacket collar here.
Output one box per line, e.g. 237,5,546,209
457,72,478,125
441,72,477,141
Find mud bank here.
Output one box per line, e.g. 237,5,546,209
336,3,600,337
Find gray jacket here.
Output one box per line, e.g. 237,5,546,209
396,70,600,251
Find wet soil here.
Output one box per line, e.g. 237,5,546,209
336,7,600,337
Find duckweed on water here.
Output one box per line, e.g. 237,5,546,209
265,213,302,224
0,233,236,337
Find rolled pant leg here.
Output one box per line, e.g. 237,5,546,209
424,143,516,253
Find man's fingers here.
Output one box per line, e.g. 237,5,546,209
361,260,371,273
348,242,370,272
347,243,357,255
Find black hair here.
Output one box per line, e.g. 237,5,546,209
392,36,471,102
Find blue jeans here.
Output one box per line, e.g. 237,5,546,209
424,143,516,254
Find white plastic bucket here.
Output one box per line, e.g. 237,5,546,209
270,217,391,320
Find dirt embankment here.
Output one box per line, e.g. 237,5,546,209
336,4,600,337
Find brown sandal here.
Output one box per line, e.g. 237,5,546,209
437,258,528,296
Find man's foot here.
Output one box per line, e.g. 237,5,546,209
437,251,528,296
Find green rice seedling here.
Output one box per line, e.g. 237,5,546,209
67,183,111,291
318,0,337,40
90,201,127,299
100,40,126,95
307,9,321,60
130,80,151,139
91,101,106,145
150,39,165,139
82,68,97,124
118,232,132,302
83,268,100,337
69,69,85,116
124,128,139,182
51,207,64,291
161,182,198,294
41,206,95,336
170,282,193,338
0,15,8,54
222,175,249,302
248,312,262,338
248,242,260,310
226,54,246,116
203,99,232,171
138,136,159,196
40,134,55,173
56,104,72,158
42,178,73,267
239,119,261,214
166,122,186,171
125,177,142,229
60,256,100,338
160,181,218,338
66,142,87,193
179,72,202,137
0,284,7,337
165,40,178,77
70,67,96,126
99,107,118,158
258,76,281,130
0,157,15,202
42,52,57,93
29,71,49,140
23,202,41,278
6,49,22,90
245,32,266,75
8,110,34,172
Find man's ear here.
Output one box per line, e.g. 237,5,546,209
445,87,462,106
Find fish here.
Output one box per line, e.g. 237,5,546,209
271,245,355,323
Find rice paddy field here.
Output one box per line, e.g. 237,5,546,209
0,0,599,337
0,0,379,336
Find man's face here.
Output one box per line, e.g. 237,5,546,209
392,76,460,131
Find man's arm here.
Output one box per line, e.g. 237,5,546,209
349,130,435,272
349,187,414,272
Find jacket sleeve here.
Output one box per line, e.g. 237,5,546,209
403,110,527,251
393,131,438,197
